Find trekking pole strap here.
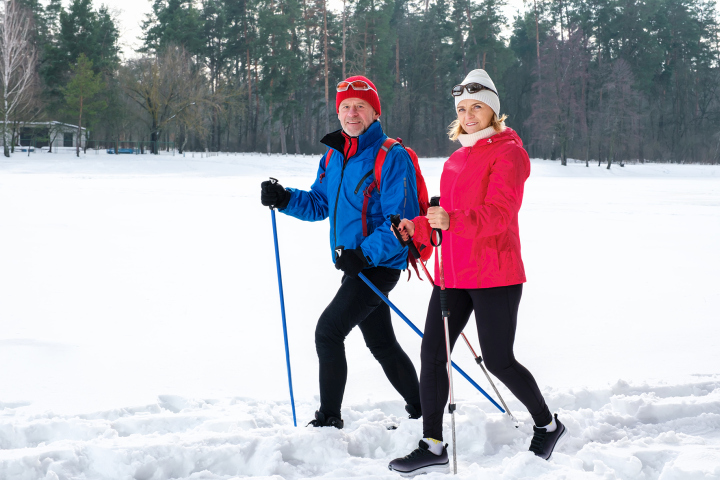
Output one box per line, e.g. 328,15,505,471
429,196,443,247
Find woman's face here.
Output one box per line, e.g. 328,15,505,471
456,99,494,134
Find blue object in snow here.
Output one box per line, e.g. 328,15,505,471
106,148,134,154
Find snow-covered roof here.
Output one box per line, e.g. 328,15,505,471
0,120,87,131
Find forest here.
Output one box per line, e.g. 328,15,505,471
1,0,719,164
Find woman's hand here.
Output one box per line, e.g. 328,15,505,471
427,206,450,231
393,219,415,241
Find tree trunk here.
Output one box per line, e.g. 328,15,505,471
3,109,8,157
293,113,301,154
280,121,287,154
323,0,330,134
342,0,347,79
267,104,273,154
76,96,83,157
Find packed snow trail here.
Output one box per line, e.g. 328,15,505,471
1,151,719,479
1,378,719,479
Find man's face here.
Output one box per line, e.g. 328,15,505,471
338,98,380,137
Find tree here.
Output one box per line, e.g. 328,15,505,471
41,0,119,109
121,46,206,154
141,0,204,56
526,28,589,165
0,0,36,157
62,54,105,157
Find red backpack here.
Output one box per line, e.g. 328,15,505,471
325,137,432,275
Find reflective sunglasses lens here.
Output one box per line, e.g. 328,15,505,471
348,80,370,91
451,84,464,96
465,83,485,94
337,80,371,92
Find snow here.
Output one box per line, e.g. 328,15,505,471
0,150,719,479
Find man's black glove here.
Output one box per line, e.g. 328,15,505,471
261,180,290,209
335,247,369,278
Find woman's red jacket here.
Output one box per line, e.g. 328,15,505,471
412,128,531,289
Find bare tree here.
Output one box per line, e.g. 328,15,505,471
526,28,589,165
121,46,206,154
0,0,36,157
599,59,641,169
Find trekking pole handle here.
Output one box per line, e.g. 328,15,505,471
268,177,279,210
429,196,442,247
390,214,423,260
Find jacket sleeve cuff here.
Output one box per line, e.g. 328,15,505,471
276,188,292,210
411,216,431,248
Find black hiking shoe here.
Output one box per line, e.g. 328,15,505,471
307,410,344,429
405,404,422,419
388,440,449,477
529,414,566,460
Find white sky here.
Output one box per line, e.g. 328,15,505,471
69,0,529,58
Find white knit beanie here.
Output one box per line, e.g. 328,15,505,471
454,69,500,117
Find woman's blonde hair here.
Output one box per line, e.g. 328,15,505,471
448,112,508,141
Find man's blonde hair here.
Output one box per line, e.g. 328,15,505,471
448,112,508,141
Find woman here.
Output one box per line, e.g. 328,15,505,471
388,69,566,476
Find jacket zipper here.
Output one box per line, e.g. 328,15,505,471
333,157,349,253
446,148,472,285
354,169,374,194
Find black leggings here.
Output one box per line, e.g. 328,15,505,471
420,284,551,440
315,267,421,419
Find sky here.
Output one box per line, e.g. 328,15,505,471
85,0,530,58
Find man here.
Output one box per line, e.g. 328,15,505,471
260,76,422,428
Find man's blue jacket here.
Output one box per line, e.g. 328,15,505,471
280,121,419,270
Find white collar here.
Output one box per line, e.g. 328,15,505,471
458,123,505,147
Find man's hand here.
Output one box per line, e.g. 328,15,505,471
427,206,450,231
335,248,369,278
261,180,290,209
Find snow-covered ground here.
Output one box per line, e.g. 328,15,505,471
0,150,718,479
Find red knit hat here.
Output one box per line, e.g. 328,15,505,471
335,75,381,116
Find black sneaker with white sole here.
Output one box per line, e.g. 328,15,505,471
529,413,566,460
388,440,449,477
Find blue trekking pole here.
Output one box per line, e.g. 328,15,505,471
269,177,297,427
333,247,504,414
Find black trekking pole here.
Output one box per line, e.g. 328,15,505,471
428,197,457,475
268,177,297,427
391,214,518,428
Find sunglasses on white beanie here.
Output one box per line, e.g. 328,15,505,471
453,69,500,117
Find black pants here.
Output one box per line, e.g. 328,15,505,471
315,267,421,419
420,284,551,440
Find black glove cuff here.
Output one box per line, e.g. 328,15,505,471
276,188,291,210
351,247,370,267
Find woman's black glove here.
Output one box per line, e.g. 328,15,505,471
335,247,369,278
261,180,290,209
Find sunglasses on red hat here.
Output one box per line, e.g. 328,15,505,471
451,82,497,97
336,80,378,94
